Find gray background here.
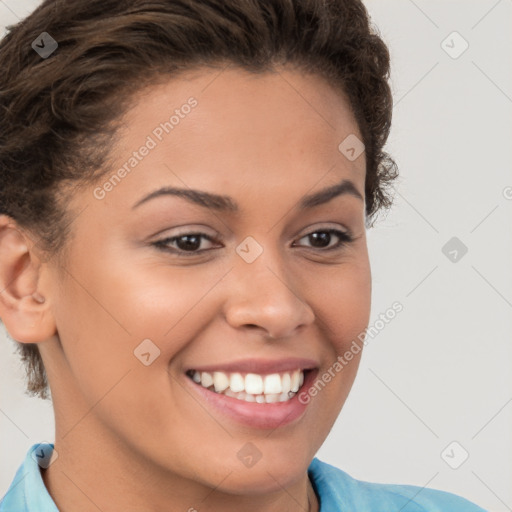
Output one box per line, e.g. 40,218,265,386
1,0,511,510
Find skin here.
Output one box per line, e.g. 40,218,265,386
0,65,371,512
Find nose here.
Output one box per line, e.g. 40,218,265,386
223,247,315,340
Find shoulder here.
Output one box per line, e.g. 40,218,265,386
0,443,59,512
307,457,488,512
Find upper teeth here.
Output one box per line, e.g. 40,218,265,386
190,369,305,395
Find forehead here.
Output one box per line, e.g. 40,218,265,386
124,64,362,167
127,64,358,122
71,65,366,226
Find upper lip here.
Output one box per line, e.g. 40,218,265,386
186,358,318,375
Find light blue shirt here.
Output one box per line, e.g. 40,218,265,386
1,443,487,511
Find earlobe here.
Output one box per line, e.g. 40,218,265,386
0,214,56,344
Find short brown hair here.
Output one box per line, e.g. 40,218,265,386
0,0,398,399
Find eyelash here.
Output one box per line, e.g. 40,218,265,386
151,228,355,256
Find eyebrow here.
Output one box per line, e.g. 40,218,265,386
131,178,363,212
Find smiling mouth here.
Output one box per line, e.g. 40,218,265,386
185,368,309,404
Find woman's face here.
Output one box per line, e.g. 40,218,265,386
41,65,371,496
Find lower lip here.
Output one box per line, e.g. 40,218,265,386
184,369,318,430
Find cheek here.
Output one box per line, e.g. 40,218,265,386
51,254,229,398
291,258,371,453
51,237,370,436
60,252,370,402
303,256,372,355
49,267,207,451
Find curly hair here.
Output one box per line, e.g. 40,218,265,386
0,0,398,400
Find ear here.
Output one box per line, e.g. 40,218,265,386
0,214,57,343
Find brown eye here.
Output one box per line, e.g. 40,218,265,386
294,229,354,251
153,232,217,254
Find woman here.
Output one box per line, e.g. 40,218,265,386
0,0,487,510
